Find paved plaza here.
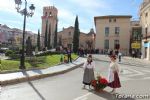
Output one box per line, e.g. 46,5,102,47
0,55,150,100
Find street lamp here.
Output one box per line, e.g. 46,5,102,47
14,0,35,69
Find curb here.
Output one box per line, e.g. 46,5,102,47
0,62,84,86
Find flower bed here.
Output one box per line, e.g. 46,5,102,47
91,76,108,91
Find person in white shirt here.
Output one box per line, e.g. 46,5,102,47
83,55,95,89
107,55,121,94
118,52,122,62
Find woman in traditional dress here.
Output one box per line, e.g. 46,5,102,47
83,55,95,89
107,55,121,94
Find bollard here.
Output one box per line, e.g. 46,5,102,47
64,55,68,63
60,54,63,63
0,59,2,71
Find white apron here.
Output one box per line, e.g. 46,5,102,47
107,62,119,83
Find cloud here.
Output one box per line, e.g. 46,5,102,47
69,0,110,10
0,0,18,15
58,9,75,21
57,8,76,30
80,28,91,33
28,0,52,9
2,0,139,35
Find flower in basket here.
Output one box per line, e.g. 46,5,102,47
91,75,108,91
91,80,97,87
99,78,108,85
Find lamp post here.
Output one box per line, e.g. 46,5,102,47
14,0,35,69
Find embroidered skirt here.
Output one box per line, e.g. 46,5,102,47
108,72,121,88
83,68,95,85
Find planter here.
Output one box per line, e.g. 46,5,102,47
94,87,104,92
91,76,108,92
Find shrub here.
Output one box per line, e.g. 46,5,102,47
5,50,14,56
5,50,20,59
10,53,20,59
35,51,62,57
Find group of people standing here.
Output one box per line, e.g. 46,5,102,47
82,54,121,94
60,48,72,63
78,48,99,57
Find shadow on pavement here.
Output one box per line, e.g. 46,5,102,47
28,81,46,100
22,71,46,100
71,62,79,66
92,90,136,100
31,69,43,74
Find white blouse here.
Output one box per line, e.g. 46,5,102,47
110,62,119,73
108,62,120,83
83,61,95,69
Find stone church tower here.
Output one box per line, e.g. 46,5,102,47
41,6,58,48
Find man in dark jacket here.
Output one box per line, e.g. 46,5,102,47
67,48,72,63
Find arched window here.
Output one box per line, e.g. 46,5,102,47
49,12,52,16
45,12,47,16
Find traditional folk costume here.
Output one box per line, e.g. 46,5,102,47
107,61,121,88
83,61,95,85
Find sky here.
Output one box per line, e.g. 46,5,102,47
0,0,143,34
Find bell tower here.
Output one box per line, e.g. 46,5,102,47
41,6,58,48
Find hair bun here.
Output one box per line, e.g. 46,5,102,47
110,55,116,60
88,54,92,58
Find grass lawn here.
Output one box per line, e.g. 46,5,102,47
0,54,78,72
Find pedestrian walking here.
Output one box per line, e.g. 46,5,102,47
81,48,84,57
67,48,72,63
83,55,95,89
118,52,122,62
132,50,135,58
107,55,121,94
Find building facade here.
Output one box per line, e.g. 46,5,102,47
57,26,95,50
130,21,142,57
139,0,150,60
41,6,58,48
0,24,37,48
0,24,12,44
94,15,132,55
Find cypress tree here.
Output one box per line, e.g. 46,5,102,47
58,37,62,46
54,21,58,48
73,16,80,53
48,23,51,49
44,20,48,48
37,29,40,51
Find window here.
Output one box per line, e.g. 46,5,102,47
145,27,148,34
105,27,109,36
133,31,137,40
45,12,47,16
145,13,148,17
68,32,71,36
104,39,109,49
114,40,120,49
49,12,52,16
109,19,111,22
114,19,116,22
115,27,120,35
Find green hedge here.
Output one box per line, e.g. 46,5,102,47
35,51,62,57
5,50,20,59
5,50,13,56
